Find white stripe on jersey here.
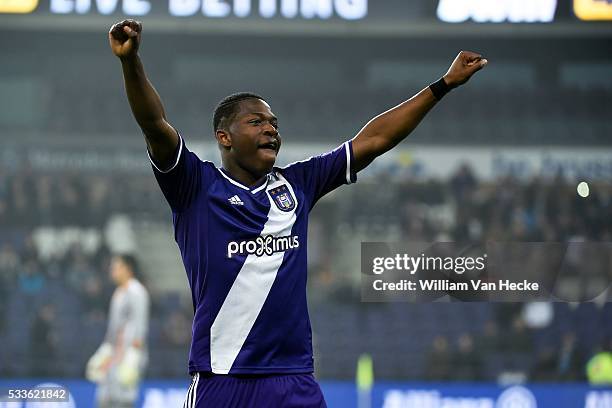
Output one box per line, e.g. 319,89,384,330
344,141,352,184
148,135,184,174
209,173,298,374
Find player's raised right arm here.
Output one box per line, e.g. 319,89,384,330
109,20,179,169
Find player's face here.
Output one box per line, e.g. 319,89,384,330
109,257,129,285
226,99,281,176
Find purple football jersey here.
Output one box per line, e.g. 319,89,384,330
149,136,356,374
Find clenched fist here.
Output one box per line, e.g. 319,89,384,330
109,19,142,59
443,51,488,88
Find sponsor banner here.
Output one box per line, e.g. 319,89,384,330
0,0,581,24
1,0,369,20
0,380,609,407
574,0,612,21
437,0,558,23
369,146,612,182
45,0,368,20
2,142,612,181
0,0,39,13
373,383,612,408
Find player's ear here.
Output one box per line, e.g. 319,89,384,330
215,129,232,149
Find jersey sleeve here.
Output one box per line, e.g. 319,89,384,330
282,140,357,208
148,135,206,212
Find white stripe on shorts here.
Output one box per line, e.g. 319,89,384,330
183,374,196,408
190,373,200,408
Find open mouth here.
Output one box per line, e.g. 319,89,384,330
258,141,279,152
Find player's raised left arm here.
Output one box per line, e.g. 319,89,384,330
351,51,487,172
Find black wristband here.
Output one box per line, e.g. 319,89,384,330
429,77,451,101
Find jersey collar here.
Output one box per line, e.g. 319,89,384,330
218,168,273,194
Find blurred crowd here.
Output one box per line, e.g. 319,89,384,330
341,164,612,242
422,304,611,383
0,168,165,229
1,162,611,381
32,72,612,146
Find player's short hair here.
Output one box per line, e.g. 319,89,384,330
213,92,266,132
115,253,140,278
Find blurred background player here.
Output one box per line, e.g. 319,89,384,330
86,254,150,408
108,18,485,407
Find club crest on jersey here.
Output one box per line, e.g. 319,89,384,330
268,185,295,212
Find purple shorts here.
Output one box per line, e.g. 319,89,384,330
182,372,327,408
